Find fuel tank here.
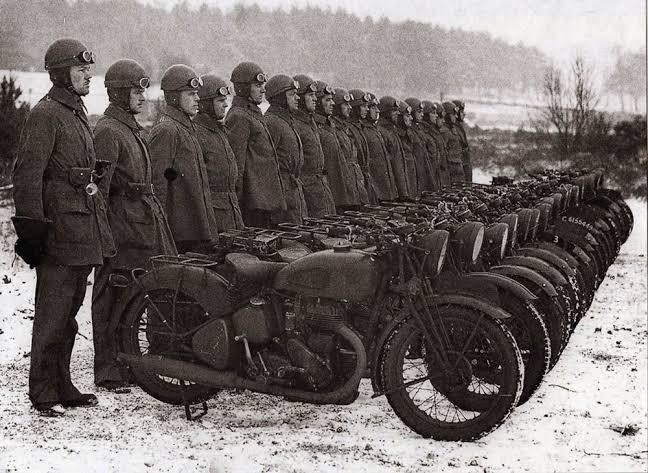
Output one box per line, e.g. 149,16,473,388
273,248,381,302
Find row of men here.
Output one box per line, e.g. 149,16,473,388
10,38,471,416
148,61,472,248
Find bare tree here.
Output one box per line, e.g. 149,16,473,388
532,56,601,165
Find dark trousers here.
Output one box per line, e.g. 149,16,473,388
29,263,92,406
91,261,129,384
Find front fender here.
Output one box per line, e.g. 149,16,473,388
514,248,576,279
502,255,568,287
428,294,511,320
461,272,537,301
490,264,558,298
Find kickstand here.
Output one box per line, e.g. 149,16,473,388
179,379,208,421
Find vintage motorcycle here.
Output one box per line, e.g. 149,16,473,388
115,221,525,441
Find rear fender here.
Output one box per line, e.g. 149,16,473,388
119,264,234,326
490,264,558,298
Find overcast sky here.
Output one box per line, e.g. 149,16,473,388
151,0,645,64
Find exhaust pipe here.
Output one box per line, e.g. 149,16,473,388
117,324,366,405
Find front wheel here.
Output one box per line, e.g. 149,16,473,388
379,306,523,441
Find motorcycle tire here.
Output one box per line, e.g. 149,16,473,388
119,288,218,406
379,306,523,441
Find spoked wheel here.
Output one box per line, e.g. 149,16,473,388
119,288,217,405
380,306,523,441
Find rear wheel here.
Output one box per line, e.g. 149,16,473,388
119,289,217,405
380,306,523,441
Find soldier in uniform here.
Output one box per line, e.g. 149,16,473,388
332,87,369,209
344,88,374,204
91,59,177,392
378,96,415,200
360,93,398,201
264,75,307,224
12,39,115,416
441,101,466,183
405,97,440,191
315,81,359,212
149,64,218,252
452,99,472,182
429,102,452,187
395,101,419,198
195,75,244,231
292,74,336,217
225,62,286,228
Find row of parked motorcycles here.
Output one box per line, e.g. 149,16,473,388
113,169,633,441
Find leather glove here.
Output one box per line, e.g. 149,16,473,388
11,216,52,268
15,238,47,268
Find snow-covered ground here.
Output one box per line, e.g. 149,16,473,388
0,196,646,473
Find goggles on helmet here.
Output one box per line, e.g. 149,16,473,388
401,106,412,114
217,85,234,96
361,93,372,103
255,72,269,83
188,76,204,89
342,93,352,102
291,80,300,90
76,50,96,64
303,82,317,93
47,50,96,70
320,85,334,95
105,76,150,89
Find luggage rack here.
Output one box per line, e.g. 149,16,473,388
217,227,302,256
149,254,220,270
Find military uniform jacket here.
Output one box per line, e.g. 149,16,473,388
12,86,114,266
360,119,398,201
335,117,370,205
412,123,441,191
94,104,176,269
149,106,218,243
224,96,286,214
378,119,415,199
455,121,472,181
292,110,336,217
265,105,308,223
427,124,451,187
397,127,420,198
316,114,358,207
194,113,244,231
441,124,466,182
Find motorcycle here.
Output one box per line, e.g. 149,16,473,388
115,221,525,441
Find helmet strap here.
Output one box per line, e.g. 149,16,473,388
268,93,288,110
107,88,134,114
233,82,250,98
198,97,217,117
49,67,73,92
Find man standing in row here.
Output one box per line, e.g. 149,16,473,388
452,99,472,182
92,59,177,392
12,39,115,416
226,62,286,227
149,64,218,252
195,75,244,231
292,74,336,218
441,101,466,183
264,75,307,224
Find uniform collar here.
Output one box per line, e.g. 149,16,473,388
231,95,263,115
292,109,314,124
313,113,332,126
104,103,142,131
163,105,194,130
378,117,396,129
194,112,223,132
266,104,293,120
47,86,86,114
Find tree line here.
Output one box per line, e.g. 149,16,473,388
1,0,549,99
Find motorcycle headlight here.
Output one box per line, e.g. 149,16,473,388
498,214,518,252
485,223,509,260
416,229,450,276
453,222,485,264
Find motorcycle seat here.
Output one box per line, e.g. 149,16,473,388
225,252,287,285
